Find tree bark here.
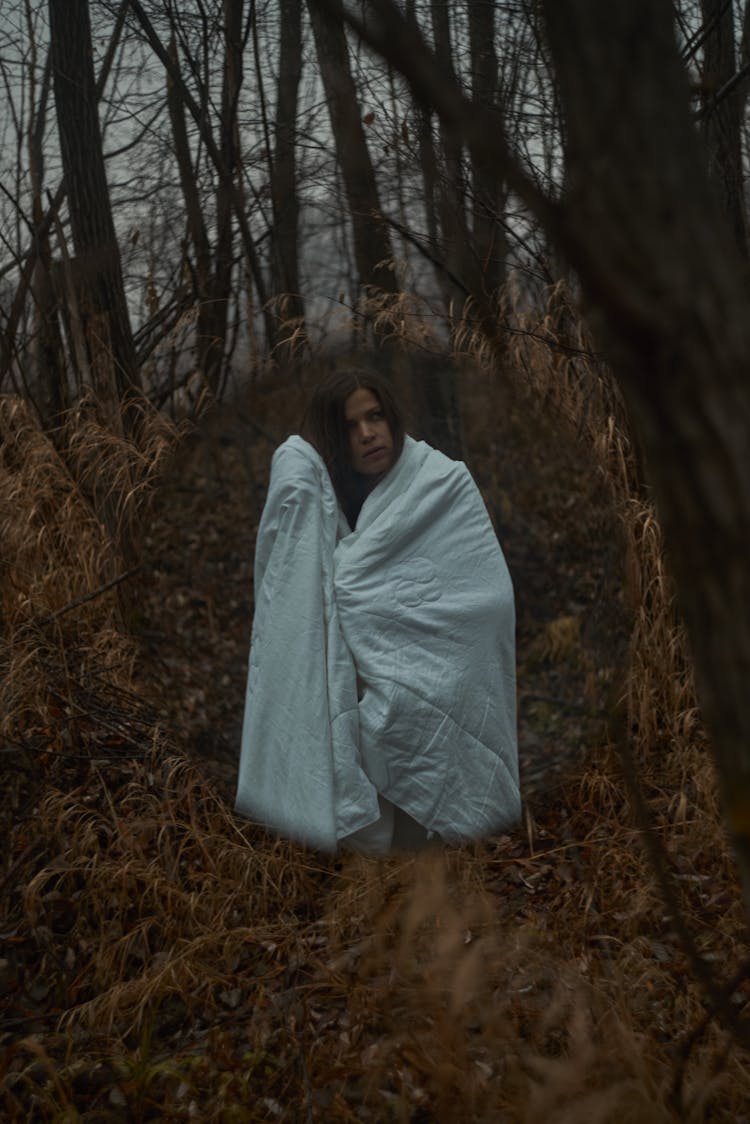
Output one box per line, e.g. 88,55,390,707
129,0,276,354
306,0,397,296
468,0,507,299
408,352,464,461
27,48,66,425
167,2,242,393
166,36,214,379
406,0,441,294
699,0,748,257
48,0,140,413
430,0,477,309
270,0,305,332
540,0,750,895
205,0,244,389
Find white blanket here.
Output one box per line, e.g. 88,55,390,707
235,435,520,849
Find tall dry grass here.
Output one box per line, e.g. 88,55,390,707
0,392,181,941
0,393,180,728
2,288,749,1121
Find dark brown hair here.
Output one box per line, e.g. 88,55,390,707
301,368,405,527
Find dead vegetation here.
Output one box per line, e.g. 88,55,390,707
1,289,749,1122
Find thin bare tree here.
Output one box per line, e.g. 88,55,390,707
306,0,397,299
269,0,305,340
698,0,749,256
468,0,507,300
48,0,141,422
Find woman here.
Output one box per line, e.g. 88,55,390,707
301,371,405,530
235,369,520,852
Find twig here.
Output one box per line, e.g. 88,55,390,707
40,566,142,623
44,689,159,754
693,57,750,121
0,742,146,763
379,209,602,360
519,691,600,714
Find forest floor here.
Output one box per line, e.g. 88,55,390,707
8,370,745,1121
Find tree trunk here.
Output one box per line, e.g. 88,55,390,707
699,0,748,257
541,0,750,897
430,0,477,310
166,36,214,382
306,0,397,296
204,0,243,390
270,0,305,336
468,0,507,299
408,352,464,460
129,0,277,356
28,50,66,425
405,0,441,294
48,0,140,415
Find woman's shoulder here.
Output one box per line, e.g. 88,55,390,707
266,436,333,508
405,436,472,484
269,435,323,481
272,434,320,469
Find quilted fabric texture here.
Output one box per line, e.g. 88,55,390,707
235,435,520,850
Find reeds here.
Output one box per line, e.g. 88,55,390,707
0,393,180,751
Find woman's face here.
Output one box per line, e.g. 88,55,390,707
344,388,395,477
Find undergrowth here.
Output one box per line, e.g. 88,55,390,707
1,288,748,1122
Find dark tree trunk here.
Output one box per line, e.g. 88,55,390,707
165,4,243,391
430,0,477,309
408,352,464,461
129,0,276,358
405,0,441,293
541,0,750,895
468,0,507,299
306,0,397,296
700,0,748,257
270,0,305,332
206,0,244,389
28,52,66,425
166,36,214,380
48,0,140,415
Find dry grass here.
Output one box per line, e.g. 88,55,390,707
0,393,182,988
2,286,749,1121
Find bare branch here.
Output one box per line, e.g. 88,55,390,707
312,0,560,233
40,566,142,624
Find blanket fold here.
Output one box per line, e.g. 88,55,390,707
235,435,520,849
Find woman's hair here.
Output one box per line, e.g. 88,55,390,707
301,367,405,525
